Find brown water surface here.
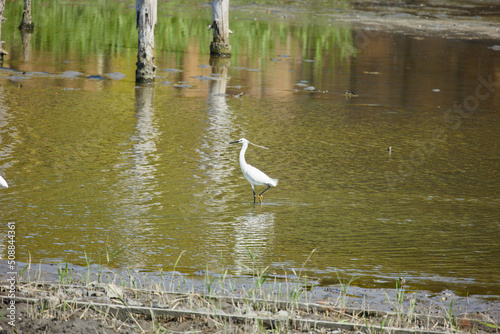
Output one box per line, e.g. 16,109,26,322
0,0,499,297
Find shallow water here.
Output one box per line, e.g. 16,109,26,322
0,0,499,297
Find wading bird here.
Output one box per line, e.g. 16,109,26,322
0,175,8,188
230,138,278,205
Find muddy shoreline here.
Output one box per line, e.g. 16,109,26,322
337,13,500,40
235,0,500,40
344,0,499,40
1,261,499,333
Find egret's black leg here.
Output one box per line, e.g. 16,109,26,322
259,185,271,197
253,189,256,205
258,185,271,203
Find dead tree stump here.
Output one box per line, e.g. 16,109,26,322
19,0,34,32
0,0,8,62
208,0,231,57
136,0,157,84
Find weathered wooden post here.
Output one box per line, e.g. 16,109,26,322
0,0,8,62
19,0,34,31
208,0,231,57
136,0,157,84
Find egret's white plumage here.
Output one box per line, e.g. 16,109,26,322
230,138,278,204
0,175,8,188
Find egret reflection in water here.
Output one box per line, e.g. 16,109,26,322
233,210,275,275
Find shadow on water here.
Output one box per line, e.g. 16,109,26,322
0,0,499,298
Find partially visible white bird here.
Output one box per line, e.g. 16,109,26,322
0,175,8,188
230,138,278,205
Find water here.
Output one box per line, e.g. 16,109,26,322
0,0,499,297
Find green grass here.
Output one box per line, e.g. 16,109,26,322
57,262,73,285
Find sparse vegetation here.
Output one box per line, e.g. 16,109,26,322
1,253,497,333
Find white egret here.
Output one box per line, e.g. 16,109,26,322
230,138,278,205
0,175,8,188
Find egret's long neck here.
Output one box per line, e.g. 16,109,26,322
239,142,248,169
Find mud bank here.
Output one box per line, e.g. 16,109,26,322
0,262,498,333
238,0,500,39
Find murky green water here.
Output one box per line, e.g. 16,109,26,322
1,0,499,297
